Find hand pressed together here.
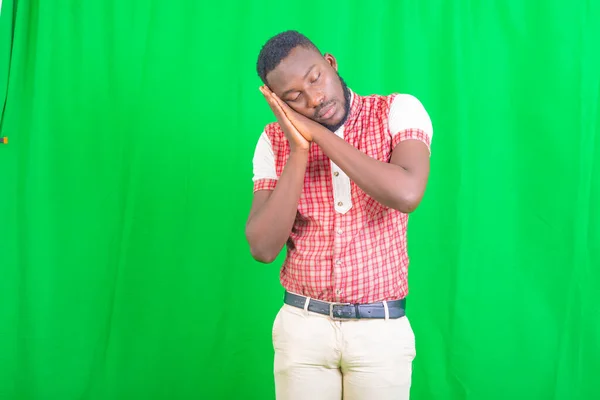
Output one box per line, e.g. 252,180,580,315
260,85,310,152
260,85,332,150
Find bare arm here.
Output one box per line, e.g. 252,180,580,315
245,86,311,263
311,132,429,213
271,93,431,213
245,150,308,263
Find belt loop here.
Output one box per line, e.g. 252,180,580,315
303,296,311,316
382,301,389,321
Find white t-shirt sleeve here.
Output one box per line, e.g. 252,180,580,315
388,94,433,151
252,131,278,190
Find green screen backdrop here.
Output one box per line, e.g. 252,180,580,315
1,1,599,399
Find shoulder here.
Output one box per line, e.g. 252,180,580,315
356,92,423,118
387,93,433,139
389,93,429,114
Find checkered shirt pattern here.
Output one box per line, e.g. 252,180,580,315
253,92,432,304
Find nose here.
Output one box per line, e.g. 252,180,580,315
307,89,325,109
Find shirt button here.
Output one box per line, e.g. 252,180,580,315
335,289,342,295
335,259,342,265
333,171,339,177
337,201,343,207
337,229,343,235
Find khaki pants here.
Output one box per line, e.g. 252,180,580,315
272,303,416,400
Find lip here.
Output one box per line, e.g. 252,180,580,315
319,103,336,119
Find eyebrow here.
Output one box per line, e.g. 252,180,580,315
281,64,316,98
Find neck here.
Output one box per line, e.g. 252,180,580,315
323,78,352,132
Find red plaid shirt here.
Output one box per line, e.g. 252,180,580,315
252,91,433,304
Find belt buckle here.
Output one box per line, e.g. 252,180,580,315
329,302,352,320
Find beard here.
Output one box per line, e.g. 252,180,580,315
319,73,352,132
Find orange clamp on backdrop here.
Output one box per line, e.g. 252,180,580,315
0,137,8,144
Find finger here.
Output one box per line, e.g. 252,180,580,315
260,86,271,99
262,92,288,123
261,85,273,97
272,93,294,116
260,87,293,126
260,85,273,97
270,91,283,105
260,87,269,101
260,87,279,111
270,99,288,122
271,93,287,110
271,93,292,118
270,93,292,116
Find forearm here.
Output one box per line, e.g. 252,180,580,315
312,130,419,212
245,151,308,263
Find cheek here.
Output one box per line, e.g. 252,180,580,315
289,103,313,118
323,74,340,100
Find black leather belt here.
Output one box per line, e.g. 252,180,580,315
284,291,406,320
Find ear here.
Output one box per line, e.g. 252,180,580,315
324,53,338,71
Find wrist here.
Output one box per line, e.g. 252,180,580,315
289,147,310,157
310,126,330,143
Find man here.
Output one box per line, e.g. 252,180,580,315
245,30,433,400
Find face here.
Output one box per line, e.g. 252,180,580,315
265,46,351,132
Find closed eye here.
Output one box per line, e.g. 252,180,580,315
288,93,301,102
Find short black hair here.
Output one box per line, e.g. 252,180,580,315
256,30,321,84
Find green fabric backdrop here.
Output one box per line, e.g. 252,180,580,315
1,1,599,399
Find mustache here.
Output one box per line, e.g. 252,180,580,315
314,100,335,119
